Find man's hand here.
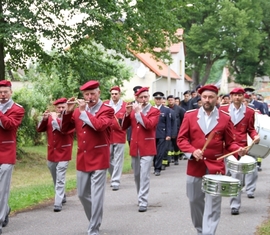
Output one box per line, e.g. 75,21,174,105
50,112,58,120
42,110,50,120
193,149,203,160
133,103,142,113
125,102,133,116
66,97,77,113
238,147,247,157
253,135,260,144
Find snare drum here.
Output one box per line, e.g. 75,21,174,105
227,155,256,174
202,174,241,197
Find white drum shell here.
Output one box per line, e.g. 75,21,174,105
226,155,256,174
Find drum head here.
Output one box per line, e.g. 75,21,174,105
227,155,237,162
239,155,256,164
247,144,270,159
203,174,239,182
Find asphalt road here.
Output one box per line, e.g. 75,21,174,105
3,156,270,235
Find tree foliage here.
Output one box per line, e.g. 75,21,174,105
0,0,181,80
178,0,268,87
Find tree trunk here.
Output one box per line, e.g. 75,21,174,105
192,70,200,89
0,42,4,80
0,1,5,80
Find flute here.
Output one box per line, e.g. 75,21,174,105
66,99,96,104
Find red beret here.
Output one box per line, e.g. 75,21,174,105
198,85,218,95
53,98,67,105
230,88,245,94
0,80,12,87
135,87,149,96
110,86,121,92
244,93,250,99
80,80,100,91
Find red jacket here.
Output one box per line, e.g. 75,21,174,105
0,102,25,164
122,104,160,157
219,104,257,147
104,100,126,144
37,116,74,162
177,108,240,177
61,101,114,172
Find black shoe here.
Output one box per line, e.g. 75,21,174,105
2,207,11,227
155,171,160,176
231,208,239,215
138,206,147,212
112,185,119,191
62,194,67,204
53,205,62,212
174,161,179,165
0,228,2,234
161,165,166,171
247,194,255,199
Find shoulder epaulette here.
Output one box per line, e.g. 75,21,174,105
220,110,230,115
15,103,23,108
246,106,255,111
186,109,196,113
104,103,112,107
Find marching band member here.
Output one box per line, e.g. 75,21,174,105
177,84,246,235
122,87,159,212
0,80,25,234
61,80,114,235
219,88,260,215
37,98,74,212
104,86,126,191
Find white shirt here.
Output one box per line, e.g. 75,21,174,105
232,103,243,121
202,107,216,130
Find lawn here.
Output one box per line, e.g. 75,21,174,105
9,142,131,213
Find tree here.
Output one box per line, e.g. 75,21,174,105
177,0,265,87
29,40,133,101
0,0,181,80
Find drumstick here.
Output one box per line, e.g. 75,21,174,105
196,131,215,161
202,131,216,153
216,145,250,161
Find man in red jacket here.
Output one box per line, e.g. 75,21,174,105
122,87,160,212
61,80,114,235
104,86,126,191
0,80,24,235
37,98,74,212
219,88,260,215
177,84,246,235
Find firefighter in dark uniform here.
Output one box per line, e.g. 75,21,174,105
167,95,186,164
153,92,171,176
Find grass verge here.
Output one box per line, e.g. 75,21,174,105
10,142,131,213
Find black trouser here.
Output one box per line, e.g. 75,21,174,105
154,138,167,171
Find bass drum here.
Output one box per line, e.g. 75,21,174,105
247,113,270,159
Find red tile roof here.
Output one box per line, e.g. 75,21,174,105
134,52,180,79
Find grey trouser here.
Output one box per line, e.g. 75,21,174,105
0,164,13,229
109,143,125,187
47,160,69,206
245,166,258,195
77,169,107,235
229,171,244,209
132,156,153,207
186,175,222,235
